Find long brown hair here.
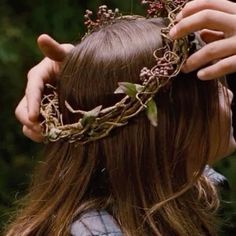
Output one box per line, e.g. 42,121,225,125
6,17,228,236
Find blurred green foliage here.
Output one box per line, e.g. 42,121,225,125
0,0,235,235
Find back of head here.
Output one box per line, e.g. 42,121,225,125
6,17,223,236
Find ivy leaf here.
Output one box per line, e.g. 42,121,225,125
85,105,102,117
146,99,158,127
114,82,144,97
81,105,102,127
114,86,124,94
135,84,145,93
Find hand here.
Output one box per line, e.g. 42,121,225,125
15,34,74,142
169,0,236,80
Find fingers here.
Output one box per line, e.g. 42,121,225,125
197,55,236,80
27,35,74,120
182,36,236,73
15,97,42,132
199,29,224,43
16,34,74,142
15,97,43,142
26,58,53,121
38,34,66,61
169,0,236,79
177,0,236,21
15,97,36,127
26,34,74,121
37,34,74,61
23,126,43,143
170,10,236,39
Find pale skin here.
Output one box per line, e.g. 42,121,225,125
169,0,236,80
15,34,74,142
15,0,236,141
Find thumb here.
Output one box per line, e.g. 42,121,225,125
37,34,73,61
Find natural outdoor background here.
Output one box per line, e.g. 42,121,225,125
0,0,235,235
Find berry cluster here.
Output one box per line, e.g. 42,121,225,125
141,0,187,18
141,0,165,18
84,5,121,34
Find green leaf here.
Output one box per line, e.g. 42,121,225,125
135,84,145,93
114,82,144,97
81,116,96,127
81,105,102,127
146,99,158,127
85,105,102,117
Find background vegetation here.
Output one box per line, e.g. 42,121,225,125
0,0,235,235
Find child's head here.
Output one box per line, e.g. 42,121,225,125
59,16,234,169
6,17,235,236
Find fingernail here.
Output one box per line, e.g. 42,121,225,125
169,27,177,39
176,12,183,21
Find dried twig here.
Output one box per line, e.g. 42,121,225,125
40,0,194,144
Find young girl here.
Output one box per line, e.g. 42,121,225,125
6,6,236,236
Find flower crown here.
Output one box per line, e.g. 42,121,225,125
40,0,196,144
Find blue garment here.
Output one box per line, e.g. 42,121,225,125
70,168,227,236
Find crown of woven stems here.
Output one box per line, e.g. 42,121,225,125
40,0,194,144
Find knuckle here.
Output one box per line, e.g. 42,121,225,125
200,10,212,22
15,101,23,120
200,0,210,6
204,45,217,58
15,106,20,119
176,20,187,33
197,0,213,9
27,68,35,81
27,68,33,80
183,0,210,14
181,2,192,15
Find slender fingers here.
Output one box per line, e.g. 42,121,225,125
15,97,43,142
26,58,54,121
15,96,40,128
37,34,74,61
38,34,67,61
199,29,225,43
170,10,236,39
167,0,236,80
182,36,236,73
177,0,236,21
23,126,43,143
26,35,74,121
17,35,74,142
197,55,236,80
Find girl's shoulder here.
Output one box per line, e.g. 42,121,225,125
70,210,123,236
